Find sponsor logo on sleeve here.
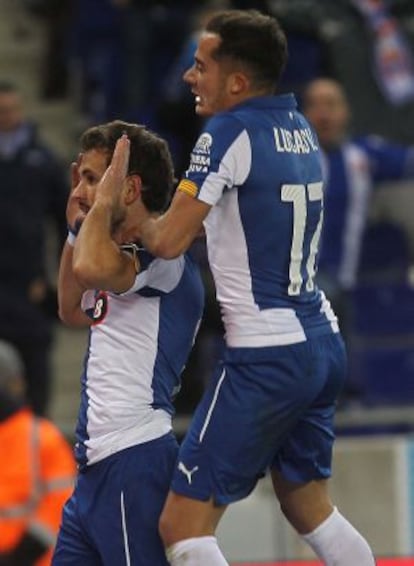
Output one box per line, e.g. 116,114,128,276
188,132,212,173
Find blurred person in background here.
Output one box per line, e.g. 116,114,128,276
0,81,69,416
0,339,76,566
302,77,414,340
21,0,73,100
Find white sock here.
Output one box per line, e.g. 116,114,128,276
166,536,229,565
301,507,376,565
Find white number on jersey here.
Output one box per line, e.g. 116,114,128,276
281,182,323,295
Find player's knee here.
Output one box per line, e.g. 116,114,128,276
277,499,297,529
275,487,333,535
280,499,334,535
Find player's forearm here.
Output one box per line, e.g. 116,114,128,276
73,200,123,287
58,242,90,326
73,200,136,293
139,215,182,258
140,192,209,258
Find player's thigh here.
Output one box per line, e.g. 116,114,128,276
52,492,100,566
171,347,323,506
97,434,178,566
272,333,346,484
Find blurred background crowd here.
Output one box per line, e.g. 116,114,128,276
1,0,414,446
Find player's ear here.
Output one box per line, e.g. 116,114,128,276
125,174,142,205
228,72,249,95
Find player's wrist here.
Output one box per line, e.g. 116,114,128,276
67,218,82,246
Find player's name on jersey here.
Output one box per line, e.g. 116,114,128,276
274,127,318,154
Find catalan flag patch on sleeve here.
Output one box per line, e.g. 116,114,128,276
177,179,198,198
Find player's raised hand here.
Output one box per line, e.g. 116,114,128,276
67,153,84,235
96,133,130,209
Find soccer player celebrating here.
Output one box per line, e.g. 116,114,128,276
52,121,204,565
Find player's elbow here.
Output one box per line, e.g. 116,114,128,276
58,303,88,327
151,240,184,259
72,256,108,289
73,254,126,292
58,305,73,326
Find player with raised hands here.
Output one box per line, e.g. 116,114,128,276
52,122,204,566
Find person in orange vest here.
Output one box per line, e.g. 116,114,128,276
0,340,76,566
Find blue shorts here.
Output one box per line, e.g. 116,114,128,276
52,432,178,566
171,333,346,505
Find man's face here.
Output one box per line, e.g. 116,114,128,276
303,80,350,149
73,148,127,231
183,32,234,117
0,91,24,132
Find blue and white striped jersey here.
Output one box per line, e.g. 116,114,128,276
179,93,338,348
74,249,204,468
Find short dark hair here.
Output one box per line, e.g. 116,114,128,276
205,10,288,92
80,120,175,213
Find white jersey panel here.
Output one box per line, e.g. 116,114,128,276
75,252,204,468
83,293,170,465
197,129,251,205
205,189,308,347
122,255,186,295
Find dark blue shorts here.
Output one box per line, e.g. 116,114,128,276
171,333,346,505
52,432,178,566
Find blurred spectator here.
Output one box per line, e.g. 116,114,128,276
119,0,194,125
302,78,414,313
350,0,414,107
0,339,76,566
20,0,73,100
0,81,69,416
69,0,125,123
68,0,194,126
271,0,414,143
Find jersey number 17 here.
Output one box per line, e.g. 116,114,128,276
281,182,323,296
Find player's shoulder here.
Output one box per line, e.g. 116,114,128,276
194,112,248,162
203,109,246,140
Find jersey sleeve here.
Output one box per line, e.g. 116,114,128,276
79,247,186,303
119,249,186,296
81,289,96,318
178,113,252,206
